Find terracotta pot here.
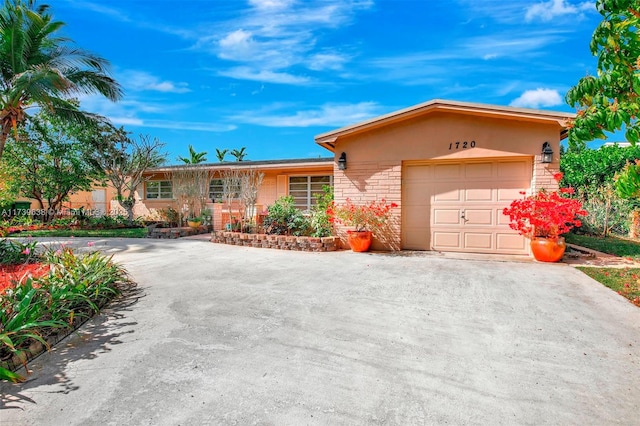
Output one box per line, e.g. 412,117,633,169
187,220,202,229
530,237,566,262
347,230,372,252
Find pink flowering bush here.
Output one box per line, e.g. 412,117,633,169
502,173,588,239
328,198,398,233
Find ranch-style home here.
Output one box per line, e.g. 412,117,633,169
317,99,573,254
52,99,574,255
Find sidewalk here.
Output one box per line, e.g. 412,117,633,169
563,243,640,268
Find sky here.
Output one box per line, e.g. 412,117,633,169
53,0,609,164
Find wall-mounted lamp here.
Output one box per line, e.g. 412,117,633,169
338,152,347,170
541,142,553,164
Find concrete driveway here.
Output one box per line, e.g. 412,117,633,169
1,237,640,425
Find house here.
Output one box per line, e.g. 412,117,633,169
34,99,573,257
316,99,574,254
61,157,334,229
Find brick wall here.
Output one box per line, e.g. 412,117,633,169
212,231,339,252
333,161,402,251
532,155,560,193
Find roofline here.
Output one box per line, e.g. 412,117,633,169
315,99,575,150
148,157,334,173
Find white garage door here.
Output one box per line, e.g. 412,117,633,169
402,159,532,254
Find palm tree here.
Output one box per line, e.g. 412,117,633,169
177,144,207,164
215,148,228,162
0,0,122,161
230,147,247,161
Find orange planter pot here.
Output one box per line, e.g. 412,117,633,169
530,237,566,262
347,230,373,252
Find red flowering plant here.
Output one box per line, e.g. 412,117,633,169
502,173,587,240
327,198,398,233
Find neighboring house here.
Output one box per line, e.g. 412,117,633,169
316,99,574,254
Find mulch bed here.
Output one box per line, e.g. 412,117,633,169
0,263,50,293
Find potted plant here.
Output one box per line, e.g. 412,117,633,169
328,198,397,252
186,215,203,229
502,173,587,262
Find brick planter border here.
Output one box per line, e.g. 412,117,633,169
211,231,339,252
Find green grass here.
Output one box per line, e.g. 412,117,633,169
566,233,640,308
565,233,640,260
577,267,640,307
13,227,148,238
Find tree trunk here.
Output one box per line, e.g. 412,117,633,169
0,120,11,162
602,196,610,237
121,197,135,226
630,210,640,239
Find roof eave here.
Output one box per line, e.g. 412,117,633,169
315,99,575,149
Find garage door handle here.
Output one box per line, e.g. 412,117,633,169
461,210,468,222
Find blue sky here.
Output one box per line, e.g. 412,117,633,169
54,0,606,164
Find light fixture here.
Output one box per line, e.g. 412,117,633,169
338,152,347,170
541,142,553,164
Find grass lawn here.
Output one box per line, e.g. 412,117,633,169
566,233,640,307
577,267,640,307
565,233,640,261
11,227,148,238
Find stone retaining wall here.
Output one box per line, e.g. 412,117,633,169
148,226,209,239
211,231,339,252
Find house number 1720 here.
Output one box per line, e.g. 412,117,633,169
448,140,476,150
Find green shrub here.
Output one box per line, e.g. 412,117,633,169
0,239,38,265
0,244,132,383
561,144,640,191
309,185,334,237
263,196,311,236
576,185,636,236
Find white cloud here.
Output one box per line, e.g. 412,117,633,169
121,71,191,93
230,102,382,127
204,0,373,84
307,53,349,71
248,0,294,10
218,29,256,61
110,117,144,126
509,88,563,108
525,0,593,22
140,121,237,132
219,67,311,85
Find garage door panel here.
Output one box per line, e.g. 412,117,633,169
433,188,461,202
434,163,462,179
464,233,493,250
404,232,430,250
433,209,461,225
498,187,526,201
432,232,460,248
404,211,429,228
464,209,493,226
496,233,528,251
498,160,529,179
465,187,493,202
497,210,513,226
465,162,492,178
404,187,430,206
405,164,432,180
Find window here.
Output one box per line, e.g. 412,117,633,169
146,181,173,199
209,179,224,202
289,175,333,210
209,178,241,201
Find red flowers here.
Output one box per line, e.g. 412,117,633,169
502,175,587,239
328,198,397,233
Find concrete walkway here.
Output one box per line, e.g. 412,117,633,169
1,238,640,425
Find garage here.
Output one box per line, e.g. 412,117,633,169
315,99,573,254
402,158,531,254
